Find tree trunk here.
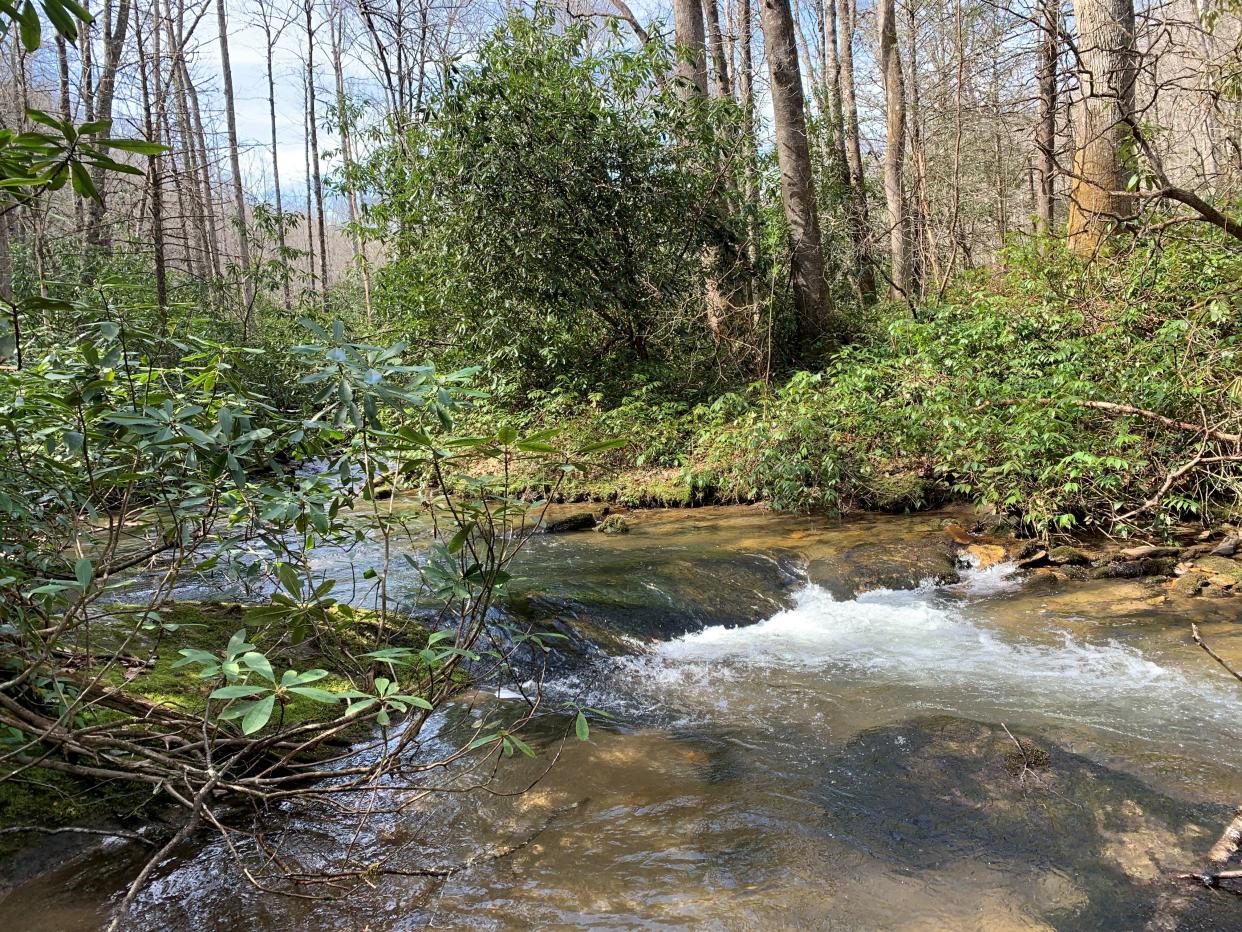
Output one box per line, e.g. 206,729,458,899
86,0,135,252
260,10,292,310
703,0,732,98
137,1,168,318
331,10,373,321
837,0,874,301
1036,0,1059,236
304,0,330,307
673,0,709,98
215,0,254,313
1067,0,1136,255
759,0,832,350
877,0,911,298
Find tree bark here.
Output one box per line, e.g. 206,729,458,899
215,0,254,312
86,0,135,252
1036,0,1059,236
703,0,732,98
1066,0,1136,255
304,0,330,307
258,2,292,310
137,1,168,317
877,0,911,298
673,0,710,99
759,0,833,349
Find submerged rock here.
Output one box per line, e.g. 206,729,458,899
814,716,1233,930
544,512,598,533
806,543,959,600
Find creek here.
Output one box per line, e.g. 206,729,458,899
4,506,1242,930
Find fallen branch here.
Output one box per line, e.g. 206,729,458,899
1191,624,1242,685
0,824,154,844
980,398,1241,447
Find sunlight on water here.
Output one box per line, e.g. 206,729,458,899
604,566,1242,756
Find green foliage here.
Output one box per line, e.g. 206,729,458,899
686,237,1242,532
360,13,747,398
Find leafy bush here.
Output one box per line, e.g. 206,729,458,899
686,236,1242,531
360,13,750,398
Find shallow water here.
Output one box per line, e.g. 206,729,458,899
6,506,1242,929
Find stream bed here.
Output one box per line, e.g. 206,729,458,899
4,506,1242,930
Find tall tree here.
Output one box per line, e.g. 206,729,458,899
255,0,292,309
304,0,330,304
330,4,373,319
673,0,710,97
1066,0,1136,254
759,0,832,348
877,0,911,297
86,0,135,251
1035,0,1059,236
216,0,255,309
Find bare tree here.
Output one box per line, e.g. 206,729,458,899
878,0,911,296
1066,0,1136,255
759,0,833,348
1036,0,1059,236
216,0,255,310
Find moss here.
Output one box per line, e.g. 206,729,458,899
0,767,153,858
1002,738,1051,776
596,513,631,534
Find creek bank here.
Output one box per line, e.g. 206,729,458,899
943,519,1242,605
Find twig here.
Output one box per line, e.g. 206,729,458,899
1191,624,1242,685
0,825,154,844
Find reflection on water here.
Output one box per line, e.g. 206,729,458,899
5,506,1242,930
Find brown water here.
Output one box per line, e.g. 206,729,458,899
5,506,1242,930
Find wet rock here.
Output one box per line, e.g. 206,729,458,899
1169,573,1206,598
1195,555,1242,587
806,544,959,600
1047,545,1092,566
963,543,1007,571
544,512,598,533
1016,548,1050,569
1139,556,1178,578
1180,543,1215,559
1211,537,1239,557
507,548,805,651
1118,545,1180,560
942,523,977,545
595,514,631,535
1091,560,1144,580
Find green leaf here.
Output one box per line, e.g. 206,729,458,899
210,684,269,700
99,138,168,155
69,160,96,199
575,710,590,742
240,651,274,683
578,438,628,454
287,686,341,703
73,557,93,589
241,694,276,734
18,1,41,50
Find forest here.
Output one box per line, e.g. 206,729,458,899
1,0,1241,926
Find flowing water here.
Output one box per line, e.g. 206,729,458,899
5,506,1242,930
